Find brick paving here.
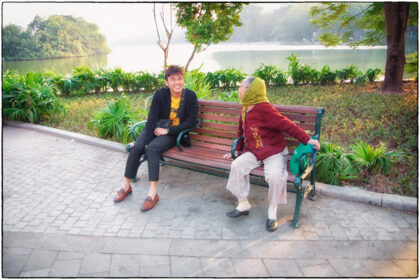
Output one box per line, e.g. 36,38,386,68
2,125,418,277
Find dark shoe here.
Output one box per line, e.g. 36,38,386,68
226,209,250,218
141,194,159,212
266,219,278,232
114,185,132,202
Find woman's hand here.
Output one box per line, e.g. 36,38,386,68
308,139,321,150
223,151,239,160
154,128,168,136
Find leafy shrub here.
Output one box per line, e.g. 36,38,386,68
185,70,212,100
88,94,139,143
133,71,161,92
72,66,97,94
218,91,239,102
105,67,125,93
253,63,287,87
355,75,368,85
315,143,359,185
3,71,65,123
365,68,381,83
319,65,337,85
213,67,245,88
404,52,418,81
350,141,403,179
287,53,303,86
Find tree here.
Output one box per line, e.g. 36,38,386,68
153,3,177,70
309,2,418,93
2,15,110,61
176,3,245,72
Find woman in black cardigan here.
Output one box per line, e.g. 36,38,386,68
114,65,198,212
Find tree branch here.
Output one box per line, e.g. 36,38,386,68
153,4,165,51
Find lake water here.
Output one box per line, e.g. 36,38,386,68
0,43,401,76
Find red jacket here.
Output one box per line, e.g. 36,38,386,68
235,102,310,160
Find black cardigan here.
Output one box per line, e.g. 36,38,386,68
143,87,198,144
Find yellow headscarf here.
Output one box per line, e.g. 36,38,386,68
240,77,269,121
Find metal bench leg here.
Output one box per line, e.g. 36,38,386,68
308,168,318,201
291,180,304,228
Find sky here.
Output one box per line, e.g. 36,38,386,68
2,2,157,45
2,2,278,46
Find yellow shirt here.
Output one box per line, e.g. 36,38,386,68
169,96,181,126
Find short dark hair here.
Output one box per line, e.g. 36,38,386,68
165,65,184,80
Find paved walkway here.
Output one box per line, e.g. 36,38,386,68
2,125,418,277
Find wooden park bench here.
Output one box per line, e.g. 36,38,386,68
127,100,324,228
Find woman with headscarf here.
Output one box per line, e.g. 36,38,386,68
223,76,320,232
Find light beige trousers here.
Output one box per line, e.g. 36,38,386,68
226,148,289,205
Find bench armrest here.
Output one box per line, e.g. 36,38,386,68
176,119,201,151
131,121,147,141
231,136,243,159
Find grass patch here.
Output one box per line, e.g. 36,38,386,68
40,92,153,140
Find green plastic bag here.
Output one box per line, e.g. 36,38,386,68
289,141,315,175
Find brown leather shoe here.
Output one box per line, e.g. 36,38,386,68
114,185,132,202
141,194,159,212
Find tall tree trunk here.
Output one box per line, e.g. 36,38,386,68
184,48,196,74
380,2,410,93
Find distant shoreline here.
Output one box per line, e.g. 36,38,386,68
3,51,112,62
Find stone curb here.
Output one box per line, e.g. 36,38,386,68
4,120,418,213
5,120,126,153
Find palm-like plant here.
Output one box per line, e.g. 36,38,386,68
350,141,403,179
72,66,96,94
185,71,212,100
88,94,139,143
315,143,359,185
3,71,65,123
106,67,125,93
365,68,382,83
218,91,239,102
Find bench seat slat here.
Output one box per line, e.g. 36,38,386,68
163,146,297,181
189,140,231,151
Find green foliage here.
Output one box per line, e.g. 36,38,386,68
319,65,337,85
287,54,303,86
309,3,417,47
309,3,386,47
176,3,245,71
253,64,287,87
218,91,239,102
404,52,418,81
350,141,404,179
2,71,65,123
315,143,359,185
133,71,163,92
88,94,139,144
2,15,110,61
185,69,212,100
176,3,245,53
208,68,245,89
364,68,381,83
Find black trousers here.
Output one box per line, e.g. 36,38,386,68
124,129,176,181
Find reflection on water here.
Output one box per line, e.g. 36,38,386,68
3,54,108,75
2,43,414,75
212,48,387,72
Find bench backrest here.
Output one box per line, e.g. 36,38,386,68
191,100,324,154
